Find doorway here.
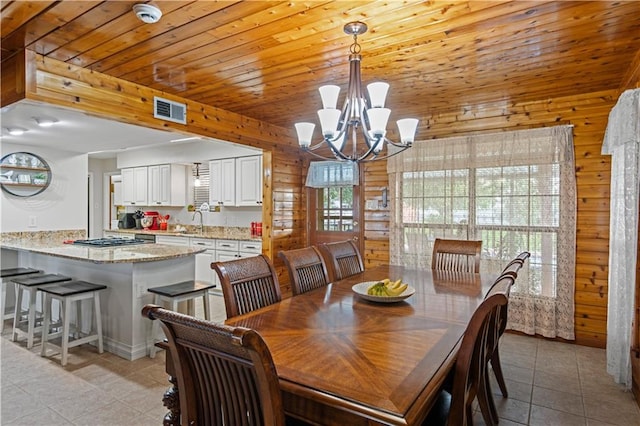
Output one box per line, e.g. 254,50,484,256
308,183,363,252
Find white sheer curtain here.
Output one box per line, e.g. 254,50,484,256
602,88,640,390
388,126,576,339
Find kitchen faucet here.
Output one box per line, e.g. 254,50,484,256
192,210,203,235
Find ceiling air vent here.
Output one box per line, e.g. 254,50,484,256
154,96,186,124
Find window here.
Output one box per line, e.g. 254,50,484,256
315,187,354,232
388,126,576,339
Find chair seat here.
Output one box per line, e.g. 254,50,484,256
39,280,107,297
11,273,72,287
148,281,215,297
1,267,41,278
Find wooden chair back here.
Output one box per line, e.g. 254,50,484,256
211,254,282,319
501,251,531,276
431,238,482,273
278,246,330,296
317,239,364,282
142,305,285,426
447,274,513,426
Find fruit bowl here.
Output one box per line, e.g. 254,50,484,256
352,281,416,303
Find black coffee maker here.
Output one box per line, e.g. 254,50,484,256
117,213,137,229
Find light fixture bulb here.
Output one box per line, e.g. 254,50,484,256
35,118,57,127
193,162,201,187
8,128,25,136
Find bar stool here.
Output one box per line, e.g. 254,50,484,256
147,280,215,358
11,273,72,348
40,280,106,366
1,267,41,333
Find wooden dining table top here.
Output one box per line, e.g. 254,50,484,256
226,265,497,426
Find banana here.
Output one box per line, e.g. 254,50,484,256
367,279,408,297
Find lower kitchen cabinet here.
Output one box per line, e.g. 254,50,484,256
191,238,217,286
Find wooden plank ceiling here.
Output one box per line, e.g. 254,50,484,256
2,1,640,139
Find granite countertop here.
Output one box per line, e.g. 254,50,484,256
106,228,262,241
1,238,207,264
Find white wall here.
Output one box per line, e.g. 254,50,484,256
116,139,260,168
1,143,88,232
88,158,117,238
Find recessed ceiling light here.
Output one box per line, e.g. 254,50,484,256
7,128,26,136
35,117,58,127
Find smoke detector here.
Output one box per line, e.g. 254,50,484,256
132,4,162,24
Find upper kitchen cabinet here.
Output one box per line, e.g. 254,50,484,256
121,167,148,206
121,164,187,207
148,164,187,206
209,155,262,207
236,155,263,206
209,158,236,206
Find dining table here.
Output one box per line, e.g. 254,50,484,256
225,264,497,426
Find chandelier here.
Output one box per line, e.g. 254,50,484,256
294,21,418,163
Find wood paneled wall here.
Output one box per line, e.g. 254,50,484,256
359,90,618,348
2,48,625,348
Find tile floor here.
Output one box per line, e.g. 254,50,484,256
1,292,639,425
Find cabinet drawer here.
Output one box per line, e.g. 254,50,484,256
156,235,190,246
216,240,239,251
190,238,216,249
239,240,262,254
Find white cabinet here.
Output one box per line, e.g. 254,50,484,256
209,158,236,206
236,156,263,206
210,155,262,207
121,167,148,206
156,235,190,246
191,238,217,286
148,164,187,206
215,239,262,261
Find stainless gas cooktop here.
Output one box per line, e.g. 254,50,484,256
72,237,150,247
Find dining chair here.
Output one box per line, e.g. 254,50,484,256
501,250,531,276
142,304,286,426
490,250,531,398
278,246,330,296
447,273,514,426
211,254,282,319
317,239,364,282
431,238,482,273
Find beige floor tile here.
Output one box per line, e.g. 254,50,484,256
8,406,73,425
49,388,116,421
529,404,586,426
71,400,150,426
531,385,584,416
494,397,532,424
583,392,640,426
0,384,43,423
534,369,582,395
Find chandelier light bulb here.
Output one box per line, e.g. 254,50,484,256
397,118,419,144
319,85,341,109
295,123,315,147
367,82,390,108
317,109,341,138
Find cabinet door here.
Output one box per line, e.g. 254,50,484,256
236,156,263,206
216,251,239,262
122,167,147,205
195,250,217,286
147,165,162,205
133,167,148,205
209,159,236,206
148,164,172,206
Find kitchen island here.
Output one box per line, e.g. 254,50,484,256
1,234,207,360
